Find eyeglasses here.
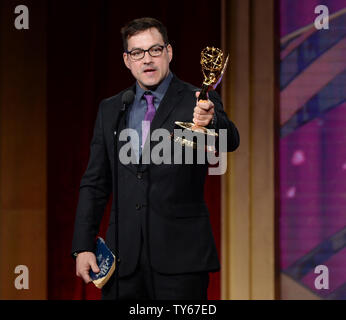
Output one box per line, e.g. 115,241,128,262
126,44,167,61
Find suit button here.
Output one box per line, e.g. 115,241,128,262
136,204,141,210
137,172,142,179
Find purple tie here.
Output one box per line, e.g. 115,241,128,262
142,92,156,148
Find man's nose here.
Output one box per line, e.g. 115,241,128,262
143,51,153,63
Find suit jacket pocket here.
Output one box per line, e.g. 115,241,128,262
173,203,209,219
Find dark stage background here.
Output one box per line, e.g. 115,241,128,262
46,0,222,299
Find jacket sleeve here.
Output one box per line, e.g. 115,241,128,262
71,100,112,255
209,90,240,152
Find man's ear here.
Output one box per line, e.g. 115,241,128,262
167,44,173,63
123,52,130,69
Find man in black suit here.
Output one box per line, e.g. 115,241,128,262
71,17,239,300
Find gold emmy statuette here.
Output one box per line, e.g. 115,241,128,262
172,46,229,151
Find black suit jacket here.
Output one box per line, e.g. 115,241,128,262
71,75,239,278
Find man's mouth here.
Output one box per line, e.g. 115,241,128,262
143,68,156,74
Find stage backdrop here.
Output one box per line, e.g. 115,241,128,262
46,0,222,299
280,0,346,299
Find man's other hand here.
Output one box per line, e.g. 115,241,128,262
193,91,215,127
76,251,100,284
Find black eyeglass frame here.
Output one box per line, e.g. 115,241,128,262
125,44,168,61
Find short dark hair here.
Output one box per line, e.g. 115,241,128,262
121,17,169,51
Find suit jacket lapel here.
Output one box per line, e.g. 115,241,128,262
150,75,184,132
139,75,184,170
113,85,139,175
